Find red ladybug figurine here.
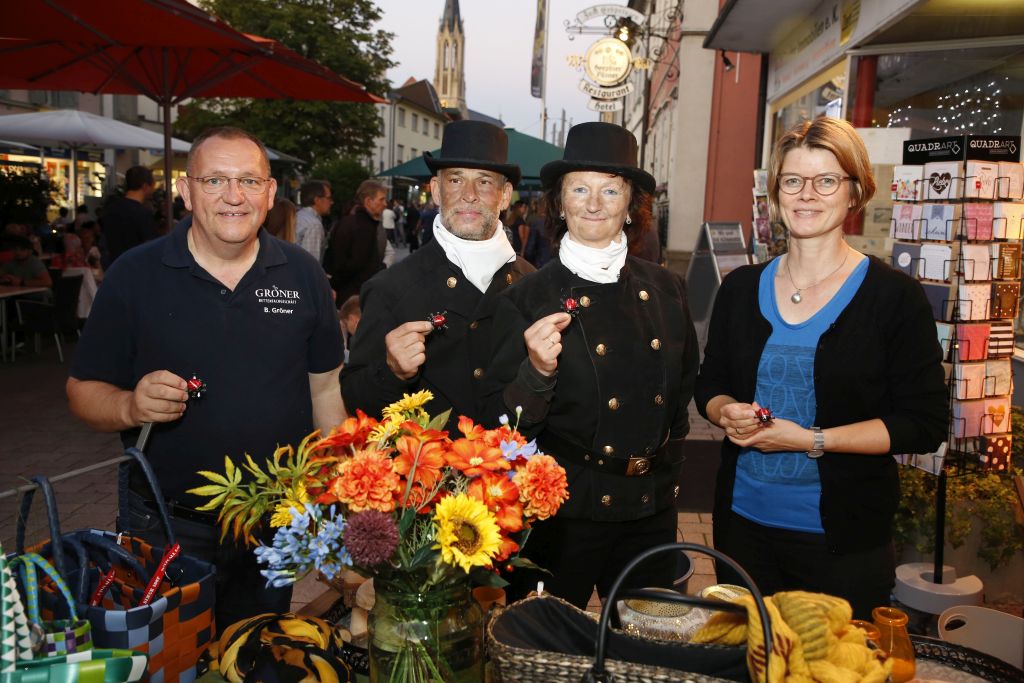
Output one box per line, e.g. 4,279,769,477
561,296,580,318
186,375,207,400
755,407,774,424
427,311,448,332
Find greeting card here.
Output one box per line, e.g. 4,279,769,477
954,362,986,400
958,282,991,320
921,203,959,241
996,161,1023,200
964,160,998,199
979,434,1011,472
891,242,922,278
892,165,923,201
992,242,1021,280
955,323,990,362
987,320,1014,358
991,282,1020,319
983,396,1011,434
953,399,986,438
936,321,953,360
919,243,953,281
960,243,991,281
992,202,1024,239
985,358,1012,396
923,161,963,200
890,203,922,240
922,282,955,321
962,203,994,240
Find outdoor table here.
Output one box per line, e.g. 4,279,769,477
0,284,49,361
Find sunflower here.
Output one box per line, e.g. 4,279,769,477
433,493,502,573
382,390,434,422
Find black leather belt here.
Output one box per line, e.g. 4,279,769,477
128,473,218,526
538,431,668,477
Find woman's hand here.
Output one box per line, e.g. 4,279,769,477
718,400,764,440
524,312,572,377
728,413,813,453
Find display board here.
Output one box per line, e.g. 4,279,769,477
687,222,750,323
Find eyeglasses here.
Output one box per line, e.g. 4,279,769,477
187,175,271,195
778,173,854,196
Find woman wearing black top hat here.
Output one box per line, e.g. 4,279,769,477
486,122,700,608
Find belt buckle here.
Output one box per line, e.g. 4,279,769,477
625,456,650,476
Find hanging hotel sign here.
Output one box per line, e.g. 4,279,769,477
565,5,650,114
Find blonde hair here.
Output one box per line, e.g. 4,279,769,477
768,117,876,222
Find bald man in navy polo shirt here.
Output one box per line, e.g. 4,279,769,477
67,126,345,629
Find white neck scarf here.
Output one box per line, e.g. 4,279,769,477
558,230,628,283
431,213,516,293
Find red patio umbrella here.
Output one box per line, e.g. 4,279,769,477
0,0,383,227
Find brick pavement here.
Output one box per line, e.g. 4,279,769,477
1,339,724,613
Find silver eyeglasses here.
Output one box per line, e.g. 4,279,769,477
778,173,853,196
187,175,271,195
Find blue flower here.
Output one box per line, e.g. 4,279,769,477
500,438,538,462
254,504,350,587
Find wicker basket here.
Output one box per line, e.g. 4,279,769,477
911,634,1023,683
487,594,739,683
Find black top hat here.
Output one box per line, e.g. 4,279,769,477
540,122,655,194
424,120,521,186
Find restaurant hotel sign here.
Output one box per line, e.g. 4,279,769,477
565,4,650,113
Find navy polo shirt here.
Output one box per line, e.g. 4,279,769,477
71,222,343,502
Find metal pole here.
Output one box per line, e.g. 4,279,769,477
933,468,947,583
541,0,550,141
0,455,129,501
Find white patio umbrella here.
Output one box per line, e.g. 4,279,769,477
0,109,190,204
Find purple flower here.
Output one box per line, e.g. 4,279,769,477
344,510,399,567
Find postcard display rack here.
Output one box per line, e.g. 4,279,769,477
888,135,1023,612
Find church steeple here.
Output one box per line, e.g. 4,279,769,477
434,0,466,116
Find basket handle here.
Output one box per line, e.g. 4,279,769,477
583,542,772,683
15,476,67,580
10,552,79,624
120,448,177,547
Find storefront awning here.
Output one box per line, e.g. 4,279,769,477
704,0,819,53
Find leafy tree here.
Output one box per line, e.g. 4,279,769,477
309,157,371,219
0,169,56,227
175,0,394,168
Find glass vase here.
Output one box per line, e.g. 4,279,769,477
872,606,916,683
368,581,484,683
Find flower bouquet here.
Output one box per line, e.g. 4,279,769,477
188,391,569,683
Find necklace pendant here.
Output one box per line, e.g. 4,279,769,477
791,291,803,304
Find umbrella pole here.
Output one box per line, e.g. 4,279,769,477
71,146,78,211
162,101,174,233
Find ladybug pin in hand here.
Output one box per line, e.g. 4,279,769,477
186,375,207,400
427,311,448,332
755,407,774,424
560,296,580,319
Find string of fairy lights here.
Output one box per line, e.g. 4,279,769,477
886,77,1008,133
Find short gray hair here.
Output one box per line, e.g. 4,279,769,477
355,179,387,204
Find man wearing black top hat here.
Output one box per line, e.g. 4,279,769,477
341,120,534,430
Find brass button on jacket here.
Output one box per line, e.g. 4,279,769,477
607,397,620,410
469,320,479,330
654,394,664,405
473,368,484,379
601,495,612,507
602,445,614,455
580,296,592,307
641,494,650,504
595,343,607,356
650,338,661,350
446,276,457,288
638,290,650,301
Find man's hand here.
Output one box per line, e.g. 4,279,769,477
129,370,188,425
524,312,572,377
385,320,435,380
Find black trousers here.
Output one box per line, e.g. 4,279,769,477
713,508,895,621
120,490,292,633
510,506,679,609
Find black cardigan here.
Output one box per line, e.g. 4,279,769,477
694,257,948,553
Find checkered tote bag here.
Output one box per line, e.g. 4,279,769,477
16,451,215,683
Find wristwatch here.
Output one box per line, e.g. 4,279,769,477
808,427,825,458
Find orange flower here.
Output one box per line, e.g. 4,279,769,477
494,535,520,563
513,454,569,520
457,415,486,441
468,472,523,532
393,434,448,491
315,410,378,452
328,449,401,513
483,424,528,449
447,439,509,476
404,482,442,512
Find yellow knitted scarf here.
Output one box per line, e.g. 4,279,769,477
691,591,893,683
